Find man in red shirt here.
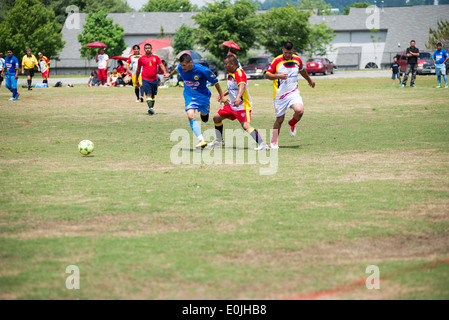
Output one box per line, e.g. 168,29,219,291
135,43,169,115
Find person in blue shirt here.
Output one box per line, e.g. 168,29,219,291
1,48,20,101
390,57,401,86
168,53,228,149
432,42,449,88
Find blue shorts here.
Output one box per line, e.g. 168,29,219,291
436,64,446,76
6,74,18,90
185,97,210,114
392,73,401,80
141,80,158,96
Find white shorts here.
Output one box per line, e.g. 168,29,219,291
273,90,304,117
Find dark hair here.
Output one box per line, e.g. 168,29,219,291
224,54,238,66
179,53,192,63
117,60,123,66
410,40,415,43
6,48,13,52
437,42,442,47
133,44,140,50
229,48,238,54
144,43,152,48
284,41,294,50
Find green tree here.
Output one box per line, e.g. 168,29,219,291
78,11,126,59
297,0,331,14
258,4,311,57
193,0,260,59
343,2,370,15
0,0,65,60
307,23,335,57
173,24,196,54
427,20,449,50
142,0,194,12
0,0,16,23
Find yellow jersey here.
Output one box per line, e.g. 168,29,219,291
22,55,38,69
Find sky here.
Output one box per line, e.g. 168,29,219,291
126,0,208,11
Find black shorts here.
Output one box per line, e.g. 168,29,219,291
24,69,35,77
141,80,158,96
0,75,3,82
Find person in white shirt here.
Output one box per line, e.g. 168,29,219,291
0,52,5,88
96,48,109,86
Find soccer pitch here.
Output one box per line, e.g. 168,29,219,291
0,76,448,299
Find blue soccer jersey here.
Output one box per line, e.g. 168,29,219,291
433,49,448,64
5,56,19,75
176,63,218,110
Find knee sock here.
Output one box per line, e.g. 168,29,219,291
247,127,263,145
444,75,448,84
135,88,140,99
190,119,203,141
201,113,209,123
146,98,155,109
12,89,18,98
288,116,300,127
214,122,223,141
438,75,441,85
27,79,31,87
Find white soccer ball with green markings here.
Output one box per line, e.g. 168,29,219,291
78,140,94,155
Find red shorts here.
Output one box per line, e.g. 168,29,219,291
98,68,107,81
42,70,49,79
218,105,251,123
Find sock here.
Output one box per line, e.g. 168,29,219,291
135,88,140,99
43,79,47,84
271,129,280,144
444,76,448,84
201,113,209,123
12,89,18,98
214,121,223,141
288,117,300,127
27,79,31,87
146,98,155,109
189,119,203,140
247,127,263,145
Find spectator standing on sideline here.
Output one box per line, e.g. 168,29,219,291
390,56,401,86
2,48,20,100
432,42,449,88
96,48,109,86
402,40,419,88
37,52,50,85
0,52,4,88
22,48,40,90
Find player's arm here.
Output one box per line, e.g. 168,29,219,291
265,71,287,80
35,57,40,72
159,62,170,78
21,58,25,74
167,67,178,78
15,67,19,80
135,60,142,87
234,83,246,106
214,82,229,105
300,69,315,88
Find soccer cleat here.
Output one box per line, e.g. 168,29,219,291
401,84,405,87
195,141,207,149
445,84,448,89
289,124,296,137
270,142,279,149
436,85,441,88
207,139,225,148
8,97,17,101
148,108,155,115
411,84,416,87
254,143,270,151
136,99,140,102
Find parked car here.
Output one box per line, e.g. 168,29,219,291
396,51,435,75
177,50,220,77
305,57,334,75
242,56,273,79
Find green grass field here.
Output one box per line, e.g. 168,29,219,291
0,76,448,300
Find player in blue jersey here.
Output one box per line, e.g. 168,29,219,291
432,42,449,88
168,53,228,149
1,48,20,101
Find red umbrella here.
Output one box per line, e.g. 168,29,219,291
221,41,240,50
109,56,128,60
128,38,172,55
86,42,107,48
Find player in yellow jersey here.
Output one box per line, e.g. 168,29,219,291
265,42,315,149
127,44,144,102
22,48,40,90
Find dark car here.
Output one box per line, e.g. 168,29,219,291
242,56,273,79
185,50,220,77
305,58,334,75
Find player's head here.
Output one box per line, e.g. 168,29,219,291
179,53,193,72
6,48,13,57
144,43,152,55
99,48,105,54
133,44,140,55
224,54,238,73
437,42,442,50
38,52,43,59
393,56,397,61
282,42,294,60
410,40,415,47
26,48,32,56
